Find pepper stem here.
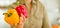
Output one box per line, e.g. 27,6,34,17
3,13,12,17
14,0,25,6
3,13,8,15
8,13,12,17
11,25,15,28
15,0,20,6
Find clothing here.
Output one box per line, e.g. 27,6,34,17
23,0,51,28
0,0,51,28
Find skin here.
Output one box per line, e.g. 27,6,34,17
24,0,32,11
24,0,32,4
15,14,26,28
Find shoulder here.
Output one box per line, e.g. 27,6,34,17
38,1,45,9
38,1,46,13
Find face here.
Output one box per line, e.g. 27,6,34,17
24,0,32,4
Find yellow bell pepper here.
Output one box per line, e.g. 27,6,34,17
4,9,19,26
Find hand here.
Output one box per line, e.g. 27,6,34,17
15,14,27,28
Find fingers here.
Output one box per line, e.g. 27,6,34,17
20,16,24,25
19,14,26,25
21,14,26,22
14,14,26,28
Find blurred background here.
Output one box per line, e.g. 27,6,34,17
40,0,59,25
0,0,60,28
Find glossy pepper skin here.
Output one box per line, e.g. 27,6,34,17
15,5,28,18
4,9,19,25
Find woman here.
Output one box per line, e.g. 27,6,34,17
14,0,51,28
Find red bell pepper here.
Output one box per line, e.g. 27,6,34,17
15,5,28,18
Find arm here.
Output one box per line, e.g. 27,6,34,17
38,2,51,28
42,7,51,28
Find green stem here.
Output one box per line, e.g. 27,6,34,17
15,0,25,6
3,13,12,17
8,13,12,17
15,0,20,6
3,13,8,15
11,25,15,28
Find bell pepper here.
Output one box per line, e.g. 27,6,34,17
52,24,58,28
15,5,28,18
3,9,19,26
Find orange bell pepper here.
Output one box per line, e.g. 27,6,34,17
52,24,58,28
3,9,19,26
